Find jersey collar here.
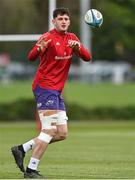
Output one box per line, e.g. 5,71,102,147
50,28,67,36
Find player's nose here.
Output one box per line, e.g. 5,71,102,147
62,19,67,23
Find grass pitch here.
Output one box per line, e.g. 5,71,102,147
0,121,135,179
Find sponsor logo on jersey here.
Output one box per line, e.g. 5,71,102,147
55,55,72,60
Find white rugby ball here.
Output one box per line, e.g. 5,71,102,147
84,9,103,28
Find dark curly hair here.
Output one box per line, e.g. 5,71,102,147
53,8,70,19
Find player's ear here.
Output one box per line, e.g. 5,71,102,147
52,19,56,26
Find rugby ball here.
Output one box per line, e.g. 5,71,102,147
84,9,103,28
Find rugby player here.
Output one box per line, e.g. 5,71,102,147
11,7,92,179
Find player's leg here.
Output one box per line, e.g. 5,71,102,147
50,110,68,143
24,87,60,178
24,109,58,178
11,109,57,177
29,110,57,157
51,94,68,143
11,135,36,172
11,87,58,177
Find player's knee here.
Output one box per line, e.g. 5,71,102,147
57,111,68,140
37,111,58,143
59,131,68,140
57,127,68,140
42,128,57,137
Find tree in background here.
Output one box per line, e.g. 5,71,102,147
0,0,40,34
0,0,135,64
92,0,135,64
0,0,40,61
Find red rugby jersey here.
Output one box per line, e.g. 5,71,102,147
28,29,92,91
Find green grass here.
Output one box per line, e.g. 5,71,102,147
65,82,135,108
1,81,135,108
0,81,32,103
1,121,135,179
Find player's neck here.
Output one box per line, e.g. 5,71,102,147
54,28,67,35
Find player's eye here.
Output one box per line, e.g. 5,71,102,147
58,17,69,21
64,18,69,21
58,18,63,21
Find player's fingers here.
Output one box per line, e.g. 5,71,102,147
69,40,80,47
75,42,80,48
39,37,46,42
39,39,51,47
71,42,79,49
74,41,80,46
46,39,52,44
68,40,75,46
41,39,51,46
37,36,50,46
37,37,46,44
72,41,76,46
36,38,51,50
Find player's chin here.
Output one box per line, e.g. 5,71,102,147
60,27,68,32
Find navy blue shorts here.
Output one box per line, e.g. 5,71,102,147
33,85,66,111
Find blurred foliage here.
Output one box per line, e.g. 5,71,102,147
0,99,135,121
0,0,39,34
92,0,135,62
0,0,135,63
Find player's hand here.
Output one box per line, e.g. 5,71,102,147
37,37,52,52
68,40,80,52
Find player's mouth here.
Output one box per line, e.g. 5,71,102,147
61,25,66,28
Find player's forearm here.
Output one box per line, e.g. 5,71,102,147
77,45,92,61
28,46,40,61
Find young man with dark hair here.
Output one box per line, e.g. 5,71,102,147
11,7,92,179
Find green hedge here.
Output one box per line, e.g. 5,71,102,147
67,104,135,120
0,99,135,121
0,99,35,121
